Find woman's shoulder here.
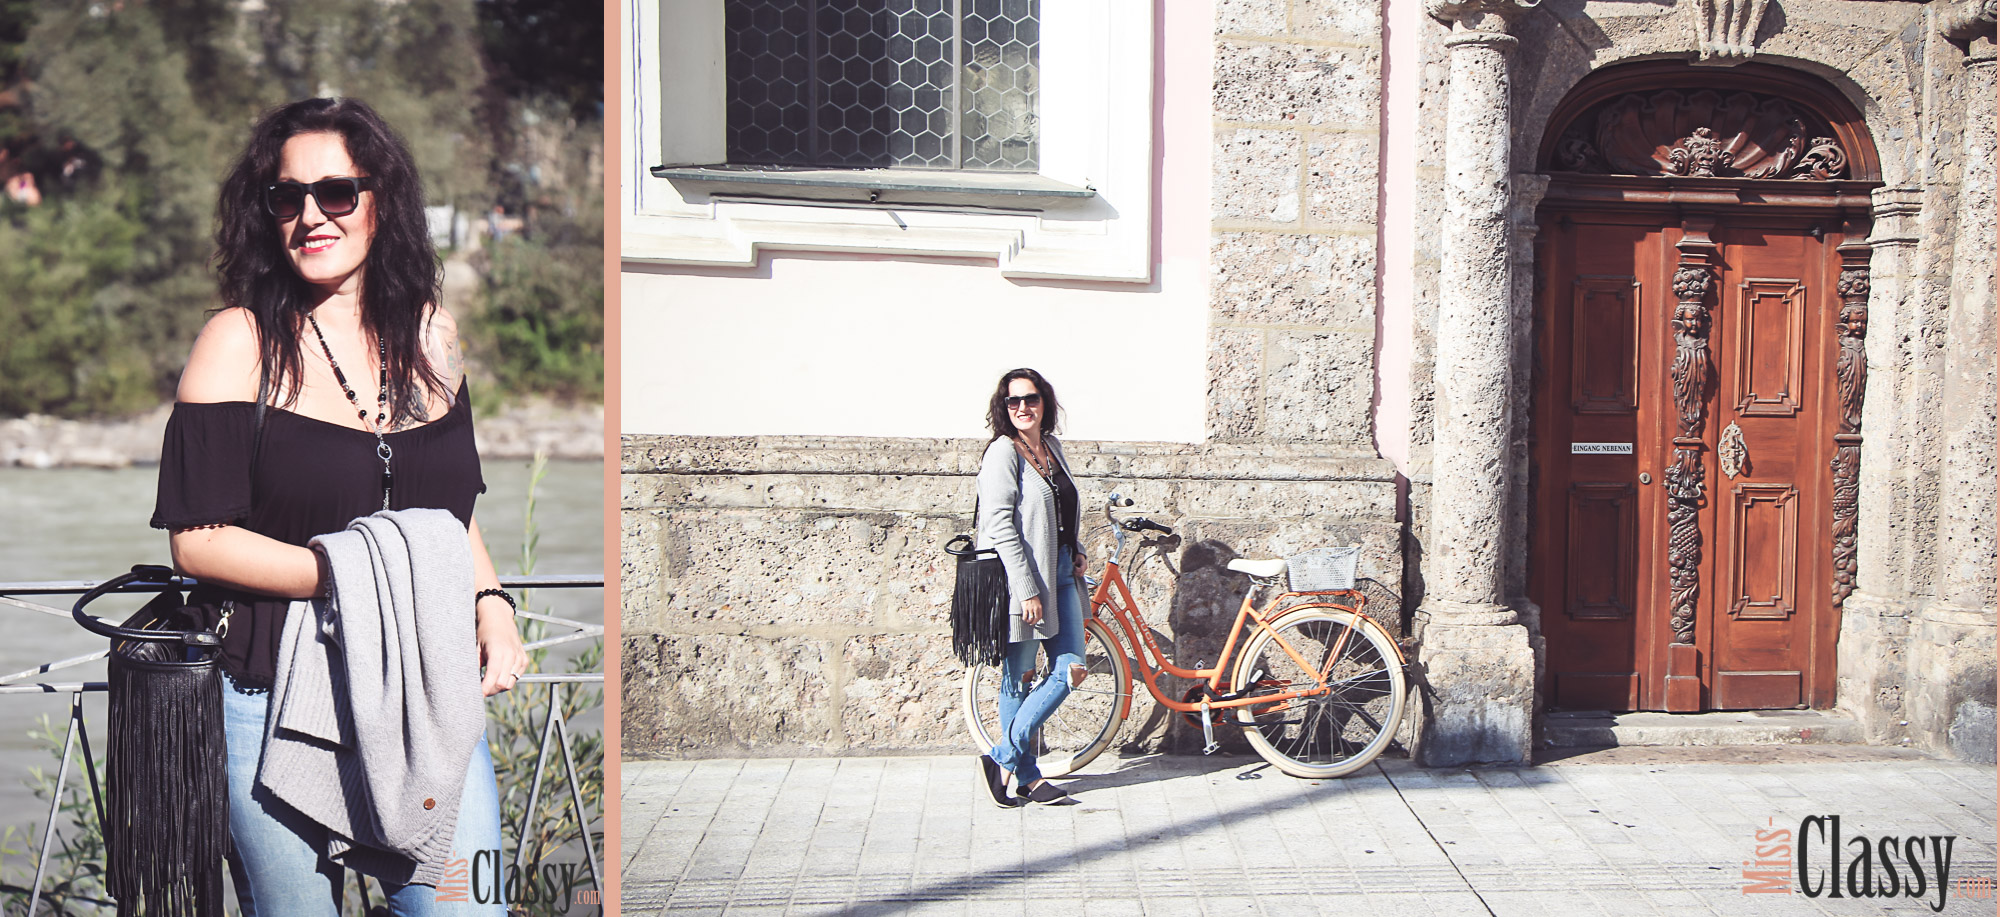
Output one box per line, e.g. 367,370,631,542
421,303,465,398
176,307,261,404
980,436,1019,466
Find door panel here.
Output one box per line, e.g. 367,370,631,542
1571,276,1641,415
1566,482,1637,621
1725,483,1798,622
1707,224,1832,711
1732,280,1808,417
1536,217,1663,713
1535,210,1838,712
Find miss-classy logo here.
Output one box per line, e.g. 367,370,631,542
1742,816,1967,912
435,849,596,910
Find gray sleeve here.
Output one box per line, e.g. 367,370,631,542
977,441,1040,602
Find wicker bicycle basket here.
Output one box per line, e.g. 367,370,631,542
1286,546,1359,593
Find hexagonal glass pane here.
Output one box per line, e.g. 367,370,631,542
724,0,1038,170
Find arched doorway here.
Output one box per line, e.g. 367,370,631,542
1529,62,1882,712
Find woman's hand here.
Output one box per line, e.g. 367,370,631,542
466,516,528,695
1074,551,1087,582
1022,595,1044,627
476,596,529,696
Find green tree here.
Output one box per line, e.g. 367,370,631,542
476,0,603,122
0,2,219,416
0,0,600,417
478,182,603,402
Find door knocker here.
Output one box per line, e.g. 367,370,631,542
1719,421,1748,479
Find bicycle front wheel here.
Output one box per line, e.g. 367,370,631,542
961,616,1131,777
1231,608,1406,778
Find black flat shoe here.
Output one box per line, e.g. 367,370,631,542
1020,780,1075,805
980,755,1021,808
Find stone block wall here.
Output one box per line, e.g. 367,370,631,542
1209,0,1383,446
621,435,1401,759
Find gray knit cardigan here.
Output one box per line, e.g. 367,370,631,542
976,434,1086,643
260,508,487,887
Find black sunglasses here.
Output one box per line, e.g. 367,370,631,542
1005,393,1043,410
262,177,375,220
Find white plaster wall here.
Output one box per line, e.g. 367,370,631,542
621,1,1215,442
623,256,1208,439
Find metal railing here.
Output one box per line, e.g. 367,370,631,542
0,573,605,913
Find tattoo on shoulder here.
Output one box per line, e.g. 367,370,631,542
442,336,464,404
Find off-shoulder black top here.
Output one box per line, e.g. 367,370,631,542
150,382,484,689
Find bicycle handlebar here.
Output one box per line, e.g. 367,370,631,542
1104,493,1173,536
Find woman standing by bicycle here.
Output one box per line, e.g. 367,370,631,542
976,367,1088,807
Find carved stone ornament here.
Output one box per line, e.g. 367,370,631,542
1426,0,1541,25
1692,0,1771,64
1551,90,1849,181
1940,0,1998,45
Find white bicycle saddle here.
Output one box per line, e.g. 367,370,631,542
1226,557,1288,578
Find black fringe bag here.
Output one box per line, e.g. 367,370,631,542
945,534,1009,667
74,564,229,917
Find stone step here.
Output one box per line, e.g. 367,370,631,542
1543,709,1866,748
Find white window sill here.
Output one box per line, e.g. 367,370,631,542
651,166,1097,211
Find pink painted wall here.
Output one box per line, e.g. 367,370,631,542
1375,0,1417,479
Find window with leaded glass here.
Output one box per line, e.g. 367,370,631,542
724,0,1040,171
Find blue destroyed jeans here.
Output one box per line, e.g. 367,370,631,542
222,682,507,916
990,561,1085,789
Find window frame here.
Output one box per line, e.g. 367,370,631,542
623,0,1157,282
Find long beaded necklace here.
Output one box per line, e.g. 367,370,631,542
1015,433,1054,480
306,312,393,510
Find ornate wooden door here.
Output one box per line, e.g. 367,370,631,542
1533,210,1848,711
1526,62,1881,713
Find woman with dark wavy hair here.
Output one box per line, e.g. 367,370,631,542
150,97,524,913
974,367,1087,807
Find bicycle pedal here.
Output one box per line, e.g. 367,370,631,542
1200,702,1220,755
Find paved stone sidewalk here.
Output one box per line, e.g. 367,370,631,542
621,747,1997,916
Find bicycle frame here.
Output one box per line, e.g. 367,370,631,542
1086,521,1399,718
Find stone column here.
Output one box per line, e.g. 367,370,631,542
1414,0,1540,767
1837,188,1922,742
1935,4,1998,617
1916,4,1998,762
1851,189,1924,605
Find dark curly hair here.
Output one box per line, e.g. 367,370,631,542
212,97,445,425
985,367,1060,441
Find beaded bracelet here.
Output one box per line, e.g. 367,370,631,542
475,588,517,612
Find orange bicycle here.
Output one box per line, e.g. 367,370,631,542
961,494,1409,779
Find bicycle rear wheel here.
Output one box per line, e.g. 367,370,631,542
1230,608,1406,778
962,617,1130,777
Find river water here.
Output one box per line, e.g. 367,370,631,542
0,459,605,843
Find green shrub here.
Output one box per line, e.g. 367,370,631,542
479,231,603,403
